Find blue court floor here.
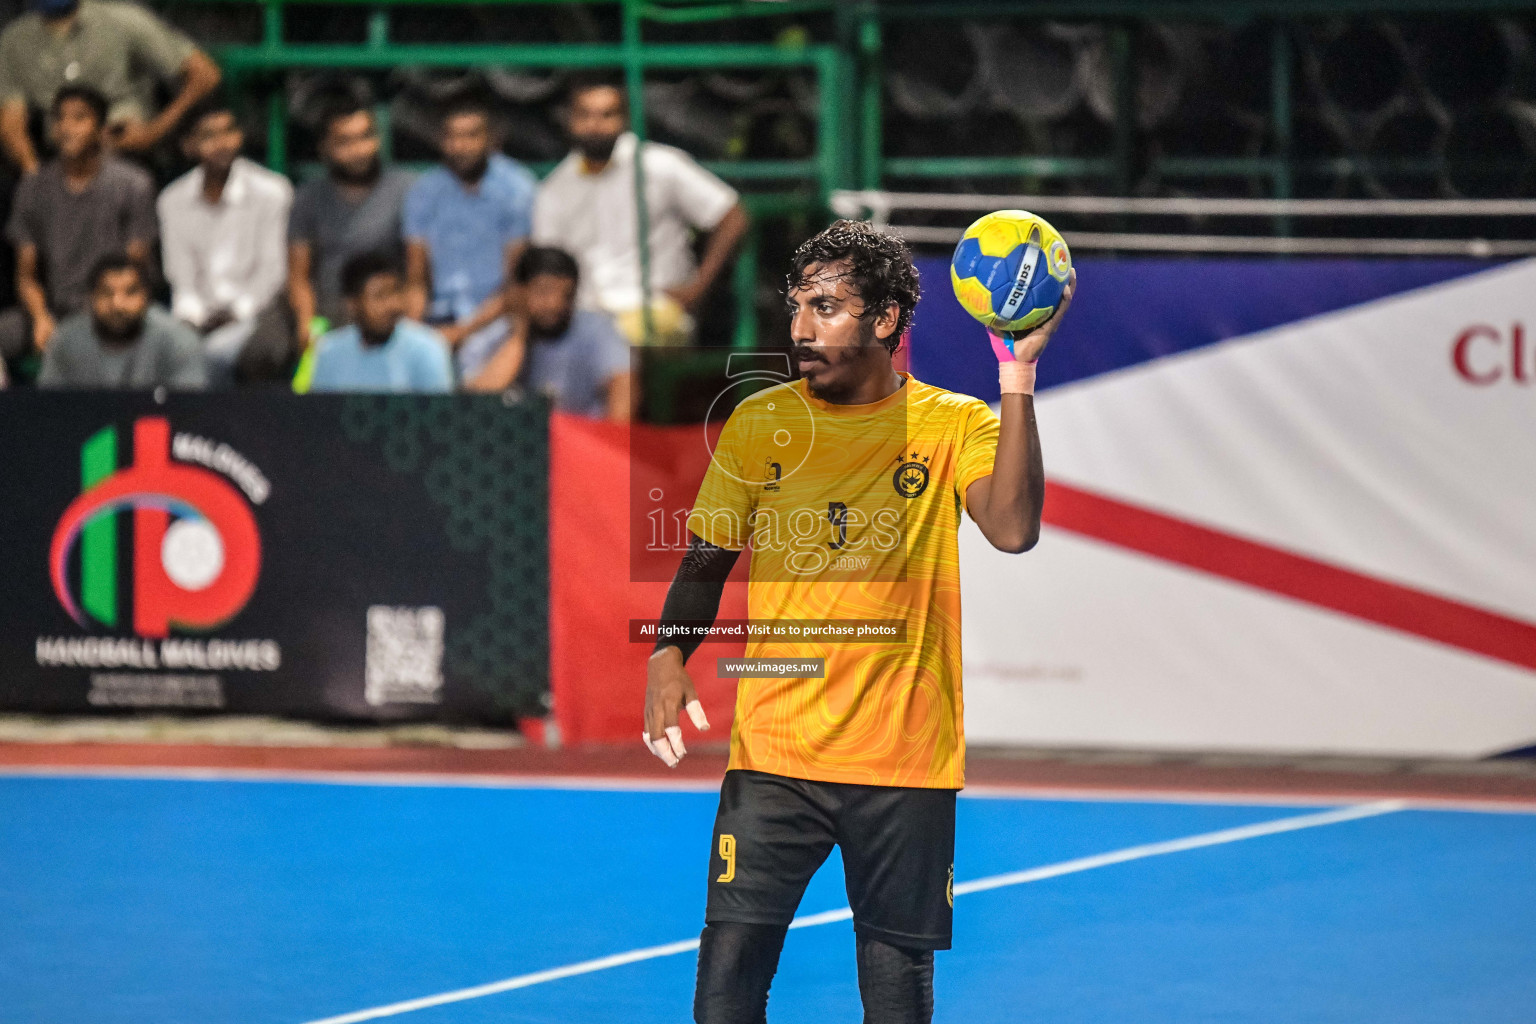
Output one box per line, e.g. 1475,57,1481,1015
1,772,1533,1024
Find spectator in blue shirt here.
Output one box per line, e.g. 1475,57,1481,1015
308,252,453,393
466,246,633,421
404,98,537,380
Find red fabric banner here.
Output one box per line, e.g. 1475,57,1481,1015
549,413,748,746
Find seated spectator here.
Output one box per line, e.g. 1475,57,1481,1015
288,98,414,349
404,97,536,380
308,252,452,394
158,101,294,386
533,75,749,346
0,0,221,173
1,84,155,372
467,246,633,422
38,252,206,389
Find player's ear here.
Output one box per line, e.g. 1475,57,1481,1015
873,301,899,341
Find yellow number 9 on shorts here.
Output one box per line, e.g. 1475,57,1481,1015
717,834,737,883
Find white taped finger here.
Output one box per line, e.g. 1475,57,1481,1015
685,699,710,731
649,733,679,767
665,725,686,758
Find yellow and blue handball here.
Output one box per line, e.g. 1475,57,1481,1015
950,210,1072,335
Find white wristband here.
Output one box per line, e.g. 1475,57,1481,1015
999,359,1037,395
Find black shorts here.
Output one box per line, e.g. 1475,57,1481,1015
705,769,957,950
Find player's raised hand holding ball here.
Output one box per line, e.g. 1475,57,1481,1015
951,210,1076,390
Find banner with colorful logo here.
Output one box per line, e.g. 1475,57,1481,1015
0,392,548,723
911,256,1536,759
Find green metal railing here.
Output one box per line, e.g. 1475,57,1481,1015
214,4,849,190
207,0,854,348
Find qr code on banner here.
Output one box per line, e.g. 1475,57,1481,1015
365,606,445,706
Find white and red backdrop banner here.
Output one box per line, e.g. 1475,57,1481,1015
912,255,1536,758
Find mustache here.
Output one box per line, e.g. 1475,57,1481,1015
331,156,381,186
792,344,828,364
94,317,145,343
573,134,618,160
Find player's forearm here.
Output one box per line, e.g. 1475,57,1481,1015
978,394,1045,553
655,580,729,663
971,271,1073,553
654,533,740,663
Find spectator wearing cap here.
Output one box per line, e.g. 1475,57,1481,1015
288,98,414,349
532,76,749,346
467,246,633,422
307,252,452,394
158,101,294,386
1,84,156,371
38,251,206,389
403,97,537,380
0,0,221,173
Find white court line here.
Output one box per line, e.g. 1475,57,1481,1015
297,799,1405,1024
0,764,724,794
952,799,1401,897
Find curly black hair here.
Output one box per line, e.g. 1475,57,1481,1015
786,220,921,353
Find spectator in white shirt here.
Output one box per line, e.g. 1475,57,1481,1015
532,75,750,346
157,101,294,384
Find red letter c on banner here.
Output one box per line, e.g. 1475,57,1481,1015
1452,325,1502,385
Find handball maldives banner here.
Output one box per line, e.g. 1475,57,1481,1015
908,255,1536,759
0,392,548,722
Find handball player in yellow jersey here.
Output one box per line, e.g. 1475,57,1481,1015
644,220,1075,1023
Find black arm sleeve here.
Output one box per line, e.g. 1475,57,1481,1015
653,532,741,663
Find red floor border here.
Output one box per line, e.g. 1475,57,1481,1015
4,741,1536,807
